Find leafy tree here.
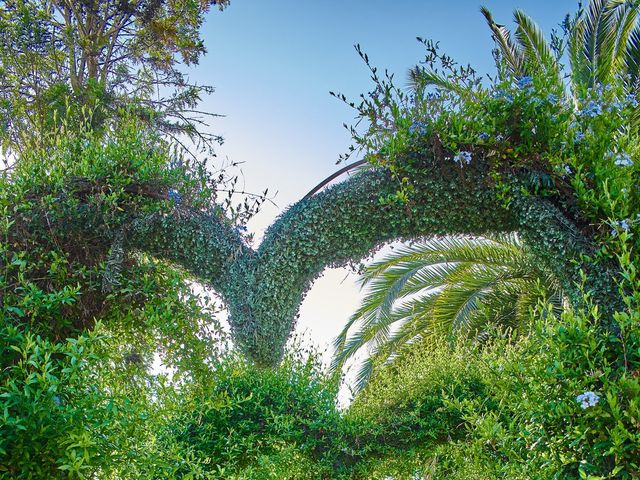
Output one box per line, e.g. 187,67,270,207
0,119,231,478
332,234,564,391
0,0,229,158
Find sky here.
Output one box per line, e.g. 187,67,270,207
188,0,578,363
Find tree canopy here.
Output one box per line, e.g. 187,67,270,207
0,0,229,158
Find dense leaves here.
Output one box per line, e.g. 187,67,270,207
2,0,640,478
0,0,229,157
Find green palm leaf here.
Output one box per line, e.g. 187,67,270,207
598,0,638,82
331,234,564,392
407,66,473,96
481,6,525,76
513,9,559,77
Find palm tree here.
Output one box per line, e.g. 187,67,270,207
409,1,640,95
331,234,564,392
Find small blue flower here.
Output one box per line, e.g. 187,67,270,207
167,188,181,205
608,100,624,111
169,158,184,169
453,151,472,165
625,94,638,108
564,165,572,175
546,93,558,104
53,395,62,406
574,131,585,143
496,134,504,142
517,76,533,89
408,121,428,136
611,219,631,237
614,153,633,167
576,391,600,409
478,132,490,141
593,83,605,96
492,89,514,102
580,100,603,118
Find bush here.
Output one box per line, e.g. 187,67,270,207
348,297,640,479
169,350,341,479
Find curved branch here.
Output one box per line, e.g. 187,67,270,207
302,159,367,200
127,209,251,298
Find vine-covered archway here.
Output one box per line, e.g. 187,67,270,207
124,154,616,366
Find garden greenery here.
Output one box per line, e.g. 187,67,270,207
331,233,567,392
2,1,640,478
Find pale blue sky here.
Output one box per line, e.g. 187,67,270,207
189,0,578,359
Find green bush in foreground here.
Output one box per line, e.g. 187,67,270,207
169,351,337,478
348,294,640,478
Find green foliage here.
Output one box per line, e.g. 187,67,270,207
332,233,565,391
347,232,640,478
2,4,621,371
170,350,340,479
0,0,230,156
1,120,214,337
0,119,232,478
323,1,640,476
3,1,640,478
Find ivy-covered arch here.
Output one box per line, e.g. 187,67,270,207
125,155,617,367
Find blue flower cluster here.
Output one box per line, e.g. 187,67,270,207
611,219,631,237
478,132,490,141
408,121,428,136
580,100,603,118
168,188,181,205
614,153,633,167
576,391,600,409
626,94,639,108
574,131,585,143
516,76,533,89
492,89,513,102
607,94,640,111
453,151,472,166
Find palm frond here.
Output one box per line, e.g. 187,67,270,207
581,0,610,86
331,233,564,392
625,25,640,87
481,6,525,76
407,66,471,95
599,0,639,82
569,7,590,87
513,9,559,78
